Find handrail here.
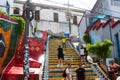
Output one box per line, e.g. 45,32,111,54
42,36,50,80
67,40,80,56
92,63,108,79
67,40,108,79
67,40,74,49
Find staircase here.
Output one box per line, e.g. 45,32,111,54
48,38,99,80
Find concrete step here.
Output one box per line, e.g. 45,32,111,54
49,76,98,80
49,54,79,56
48,39,99,80
49,57,80,59
49,72,97,76
49,59,80,62
49,58,80,60
49,62,81,65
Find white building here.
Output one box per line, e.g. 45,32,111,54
0,0,14,15
14,0,84,37
79,0,120,42
91,0,120,18
78,0,120,58
78,11,90,42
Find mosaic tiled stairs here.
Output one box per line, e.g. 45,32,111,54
48,39,99,80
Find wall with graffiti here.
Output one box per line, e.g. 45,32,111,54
0,15,18,73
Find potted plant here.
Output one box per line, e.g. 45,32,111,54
86,39,113,62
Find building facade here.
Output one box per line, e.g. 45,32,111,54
14,1,83,37
78,0,120,58
0,0,14,15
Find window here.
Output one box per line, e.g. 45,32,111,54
73,16,77,25
54,13,58,22
114,33,120,56
13,7,20,14
111,0,120,6
35,10,40,20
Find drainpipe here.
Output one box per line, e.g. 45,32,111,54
108,22,115,58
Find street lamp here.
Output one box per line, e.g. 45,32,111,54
66,0,72,34
23,0,34,79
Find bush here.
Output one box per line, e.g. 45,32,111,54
82,34,91,43
86,39,113,59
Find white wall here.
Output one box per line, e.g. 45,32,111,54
78,0,120,58
0,0,7,12
89,29,102,43
13,3,82,37
35,8,81,36
90,0,120,19
88,22,115,58
8,0,14,15
78,12,90,42
0,0,14,15
104,0,120,17
78,16,87,42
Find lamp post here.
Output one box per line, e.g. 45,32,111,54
68,15,71,34
66,0,72,34
23,0,31,79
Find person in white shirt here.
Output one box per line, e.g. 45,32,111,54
116,68,120,80
116,76,120,80
66,63,72,80
79,45,85,62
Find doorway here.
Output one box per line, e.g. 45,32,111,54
115,33,120,57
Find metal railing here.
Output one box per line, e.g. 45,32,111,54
42,36,50,80
91,63,108,80
67,40,108,80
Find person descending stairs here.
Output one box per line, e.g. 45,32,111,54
48,38,99,80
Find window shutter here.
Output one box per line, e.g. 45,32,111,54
73,16,77,25
54,13,58,22
35,10,40,20
14,7,20,14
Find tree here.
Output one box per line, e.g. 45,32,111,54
82,34,91,43
85,39,113,59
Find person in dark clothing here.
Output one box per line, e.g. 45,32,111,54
84,47,88,63
57,45,64,67
76,63,85,80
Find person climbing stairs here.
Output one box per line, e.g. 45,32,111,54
48,38,99,80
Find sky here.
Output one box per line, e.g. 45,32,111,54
29,0,97,10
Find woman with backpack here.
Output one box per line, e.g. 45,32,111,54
63,63,73,80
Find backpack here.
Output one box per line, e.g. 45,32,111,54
62,68,67,78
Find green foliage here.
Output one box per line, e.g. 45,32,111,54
11,16,25,35
34,27,36,33
82,34,91,43
0,9,7,15
0,9,25,35
86,39,113,59
0,9,11,18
